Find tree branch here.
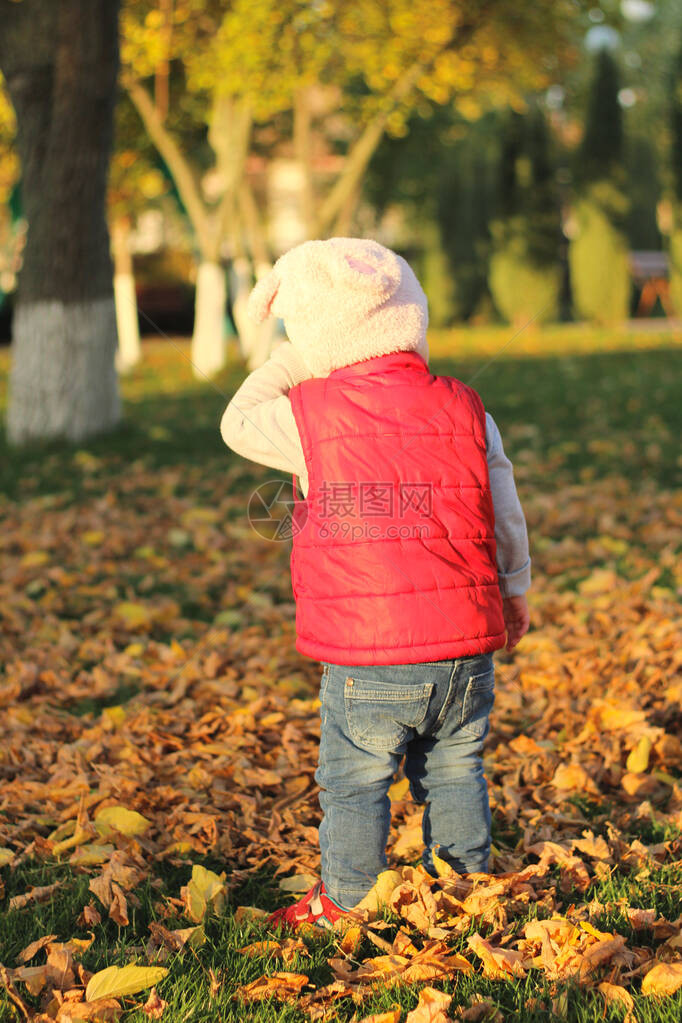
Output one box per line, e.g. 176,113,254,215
123,75,212,255
313,0,498,236
239,176,271,268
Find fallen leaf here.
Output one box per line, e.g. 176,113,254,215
94,806,151,838
142,987,167,1019
279,872,318,894
626,735,653,774
641,960,682,996
180,864,227,922
355,870,403,915
357,1010,401,1023
467,932,527,979
233,905,268,924
56,998,122,1022
85,965,169,1002
238,937,309,964
405,985,452,1022
18,934,59,964
234,971,308,1002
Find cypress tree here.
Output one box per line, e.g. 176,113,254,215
670,39,682,316
568,48,631,324
488,104,562,326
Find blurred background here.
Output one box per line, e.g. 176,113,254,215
1,0,681,409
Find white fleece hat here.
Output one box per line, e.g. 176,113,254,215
247,237,429,377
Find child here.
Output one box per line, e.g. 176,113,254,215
220,238,531,929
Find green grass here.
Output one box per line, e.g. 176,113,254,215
2,855,681,1022
1,328,681,1021
1,327,681,501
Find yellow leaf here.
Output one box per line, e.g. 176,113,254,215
388,777,410,801
82,530,105,546
279,873,318,894
431,846,456,878
357,1009,401,1023
0,847,15,866
70,844,115,866
355,870,403,914
161,841,195,855
579,921,614,941
94,806,151,838
52,825,93,856
551,762,598,793
21,550,50,567
183,864,227,922
113,602,153,629
85,964,168,1002
123,642,145,656
578,569,620,595
102,706,126,728
626,735,653,774
641,960,682,996
339,925,363,954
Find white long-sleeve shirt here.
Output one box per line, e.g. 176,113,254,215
221,343,531,597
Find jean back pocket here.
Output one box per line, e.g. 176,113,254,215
461,667,495,739
344,676,434,752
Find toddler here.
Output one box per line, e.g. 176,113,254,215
220,238,531,929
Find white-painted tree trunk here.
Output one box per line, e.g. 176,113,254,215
247,261,279,369
247,316,280,370
230,256,255,360
114,272,141,373
7,296,121,444
229,257,281,368
191,260,227,379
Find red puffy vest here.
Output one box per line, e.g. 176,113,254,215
288,350,505,665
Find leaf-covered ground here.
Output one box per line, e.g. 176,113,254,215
0,328,681,1023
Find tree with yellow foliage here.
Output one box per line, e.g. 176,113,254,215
122,0,586,375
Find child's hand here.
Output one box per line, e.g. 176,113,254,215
502,594,529,651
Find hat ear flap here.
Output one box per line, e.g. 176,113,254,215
247,270,280,323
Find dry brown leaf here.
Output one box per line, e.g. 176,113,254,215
235,971,309,1003
9,882,62,910
55,998,122,1022
142,987,167,1019
641,960,682,996
356,1010,401,1023
467,932,527,979
598,980,636,1021
238,937,309,964
458,995,504,1022
17,934,59,964
405,985,452,1023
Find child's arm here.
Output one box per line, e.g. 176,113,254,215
486,413,531,650
220,343,311,484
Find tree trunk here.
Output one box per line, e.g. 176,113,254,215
230,256,256,361
0,0,121,444
192,261,227,379
111,217,141,373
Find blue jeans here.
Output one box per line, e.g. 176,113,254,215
316,654,495,909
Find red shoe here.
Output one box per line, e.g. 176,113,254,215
268,880,356,931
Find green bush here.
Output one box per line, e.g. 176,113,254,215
418,219,457,327
568,181,631,325
670,206,682,316
488,215,561,326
